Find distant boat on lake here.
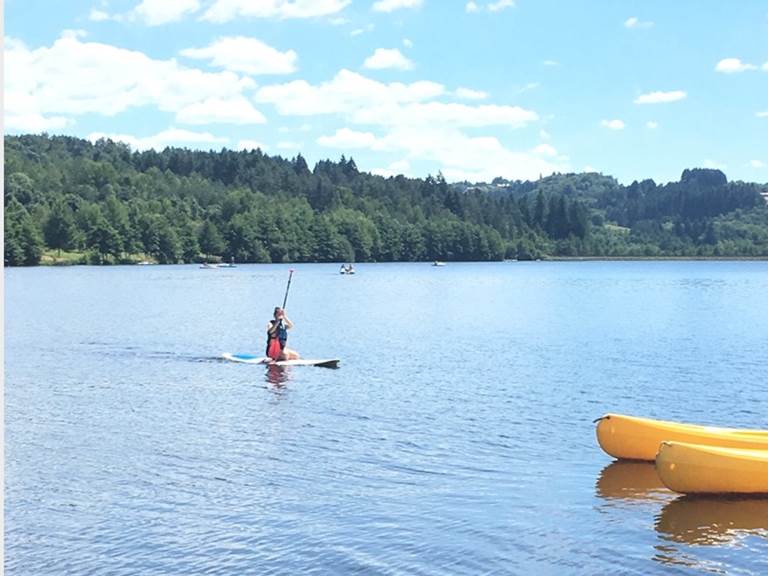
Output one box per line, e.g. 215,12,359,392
218,257,237,268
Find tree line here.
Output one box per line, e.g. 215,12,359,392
4,134,768,266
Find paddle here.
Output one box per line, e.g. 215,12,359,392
267,269,294,361
282,268,294,310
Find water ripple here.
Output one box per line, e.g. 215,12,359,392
6,261,768,575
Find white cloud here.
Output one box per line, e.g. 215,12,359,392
715,58,757,73
317,127,385,149
319,127,564,182
488,0,514,12
364,48,414,70
61,29,88,39
517,82,540,94
539,129,551,140
583,165,597,173
543,59,559,67
703,159,727,170
353,101,538,128
181,37,297,75
4,34,257,130
533,143,557,157
87,128,228,151
237,139,268,150
399,127,565,182
758,111,768,118
455,87,487,100
601,119,625,130
634,90,687,104
403,38,413,48
749,160,765,168
134,0,200,25
351,24,375,36
203,0,350,22
259,68,550,180
277,141,303,150
646,120,658,129
372,0,422,13
256,69,445,116
5,112,72,132
278,124,312,134
466,0,514,12
175,97,267,124
624,16,653,29
89,9,112,21
372,159,411,177
256,69,537,130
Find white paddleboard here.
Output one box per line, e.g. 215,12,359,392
222,353,340,368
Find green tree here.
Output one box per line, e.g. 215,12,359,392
178,220,201,262
5,200,44,265
44,199,79,255
199,220,226,259
156,219,181,264
533,191,546,229
6,172,38,205
19,216,45,265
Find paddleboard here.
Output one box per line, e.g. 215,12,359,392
222,353,340,368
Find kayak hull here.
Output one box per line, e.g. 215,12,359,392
595,413,768,461
656,441,768,495
222,353,339,368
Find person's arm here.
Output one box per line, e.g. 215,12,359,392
267,321,277,334
282,316,294,330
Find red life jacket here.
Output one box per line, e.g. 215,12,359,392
266,320,288,359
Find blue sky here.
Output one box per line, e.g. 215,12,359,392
5,0,768,184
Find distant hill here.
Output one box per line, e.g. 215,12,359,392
5,134,768,265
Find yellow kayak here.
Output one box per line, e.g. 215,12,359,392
656,441,768,495
595,413,768,461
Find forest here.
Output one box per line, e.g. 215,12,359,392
5,134,768,266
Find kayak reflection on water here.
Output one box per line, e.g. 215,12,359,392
594,461,768,569
655,496,768,546
595,461,669,502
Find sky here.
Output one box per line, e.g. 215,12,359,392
5,0,768,184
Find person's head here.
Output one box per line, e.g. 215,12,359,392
273,306,284,319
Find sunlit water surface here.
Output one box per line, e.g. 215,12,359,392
6,261,768,575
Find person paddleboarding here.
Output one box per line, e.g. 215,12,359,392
266,306,300,362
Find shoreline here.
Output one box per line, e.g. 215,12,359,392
543,256,768,262
9,255,768,267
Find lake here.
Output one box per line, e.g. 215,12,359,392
5,261,768,575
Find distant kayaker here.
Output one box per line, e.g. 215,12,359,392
266,307,300,361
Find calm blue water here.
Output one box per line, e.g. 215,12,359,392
5,261,768,575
